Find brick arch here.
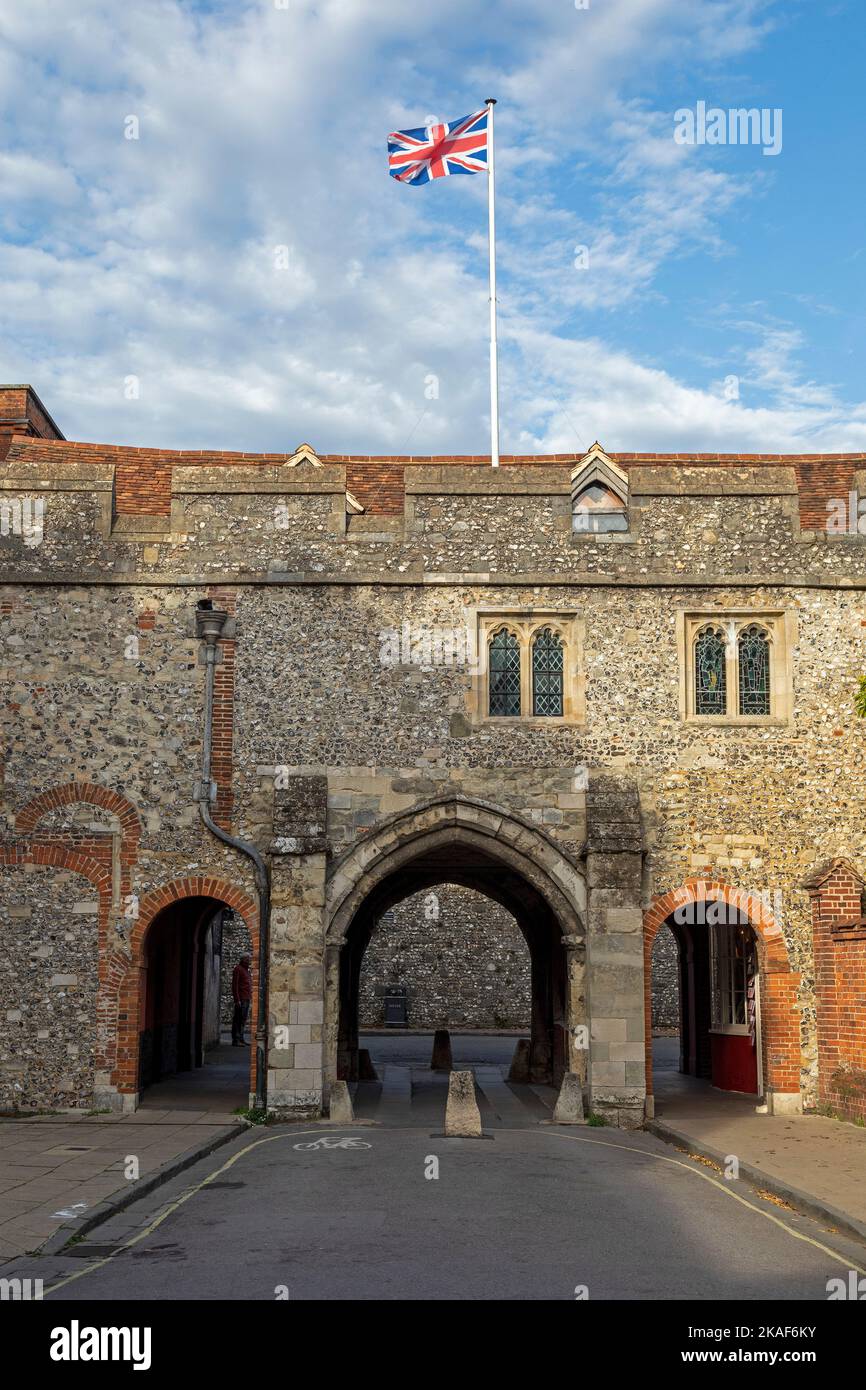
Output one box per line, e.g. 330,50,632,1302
15,782,142,901
644,879,800,1103
110,875,259,1104
15,780,142,846
23,842,114,897
127,877,259,956
0,841,112,913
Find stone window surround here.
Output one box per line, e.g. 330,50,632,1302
468,607,586,727
677,608,795,727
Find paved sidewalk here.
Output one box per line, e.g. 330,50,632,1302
0,1109,244,1259
651,1071,866,1239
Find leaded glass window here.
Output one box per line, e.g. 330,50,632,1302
532,628,564,716
488,629,521,716
738,624,770,716
695,626,727,716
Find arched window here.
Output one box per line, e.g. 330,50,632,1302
572,482,628,533
531,628,564,716
488,629,521,717
684,611,789,723
738,624,770,716
694,626,727,716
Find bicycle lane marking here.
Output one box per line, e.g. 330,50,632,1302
42,1128,350,1296
42,1125,866,1295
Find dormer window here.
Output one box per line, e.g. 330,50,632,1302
570,443,629,535
573,481,628,532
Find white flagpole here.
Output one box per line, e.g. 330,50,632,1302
486,97,499,467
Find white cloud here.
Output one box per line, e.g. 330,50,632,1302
0,0,861,456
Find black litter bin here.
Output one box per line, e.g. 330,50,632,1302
383,987,408,1028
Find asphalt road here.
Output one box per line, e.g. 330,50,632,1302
9,1122,866,1301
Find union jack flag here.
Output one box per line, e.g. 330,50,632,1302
387,108,488,186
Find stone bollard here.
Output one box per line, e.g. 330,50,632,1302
444,1070,483,1137
357,1049,378,1081
507,1038,531,1083
329,1080,354,1123
430,1028,453,1071
552,1072,585,1124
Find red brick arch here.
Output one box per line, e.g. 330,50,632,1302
15,782,142,897
111,875,260,1103
9,841,114,897
644,879,800,1102
16,780,142,841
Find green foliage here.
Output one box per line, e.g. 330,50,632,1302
586,1112,607,1127
234,1105,269,1125
856,675,866,718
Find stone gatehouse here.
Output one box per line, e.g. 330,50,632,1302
1,384,865,1127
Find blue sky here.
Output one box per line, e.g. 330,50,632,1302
0,0,864,455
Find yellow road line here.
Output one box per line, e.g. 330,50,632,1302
43,1124,865,1296
517,1128,866,1278
43,1127,322,1296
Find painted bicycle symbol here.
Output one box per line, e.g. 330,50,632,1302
293,1136,372,1151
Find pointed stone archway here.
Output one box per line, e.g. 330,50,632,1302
323,797,587,1090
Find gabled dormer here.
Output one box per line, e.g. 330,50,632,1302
285,442,322,468
570,442,629,533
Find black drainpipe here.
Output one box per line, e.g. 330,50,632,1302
195,600,270,1112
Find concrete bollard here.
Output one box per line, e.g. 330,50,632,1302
507,1038,531,1083
444,1070,483,1137
357,1049,378,1081
430,1028,453,1071
329,1080,354,1123
552,1072,585,1124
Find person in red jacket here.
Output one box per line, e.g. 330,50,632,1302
231,954,252,1046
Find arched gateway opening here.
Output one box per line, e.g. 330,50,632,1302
122,879,259,1111
324,800,587,1089
644,881,801,1114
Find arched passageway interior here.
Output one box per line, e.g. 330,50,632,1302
358,884,531,1030
139,895,253,1108
338,841,568,1086
653,903,762,1099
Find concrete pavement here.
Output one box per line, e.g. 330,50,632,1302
3,1032,865,1269
651,1038,866,1240
7,1122,866,1301
0,1043,248,1258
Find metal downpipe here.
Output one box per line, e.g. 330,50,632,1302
196,606,270,1112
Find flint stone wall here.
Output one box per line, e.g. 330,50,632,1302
219,911,254,1030
358,885,531,1029
0,862,98,1111
651,924,679,1031
2,459,866,1115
